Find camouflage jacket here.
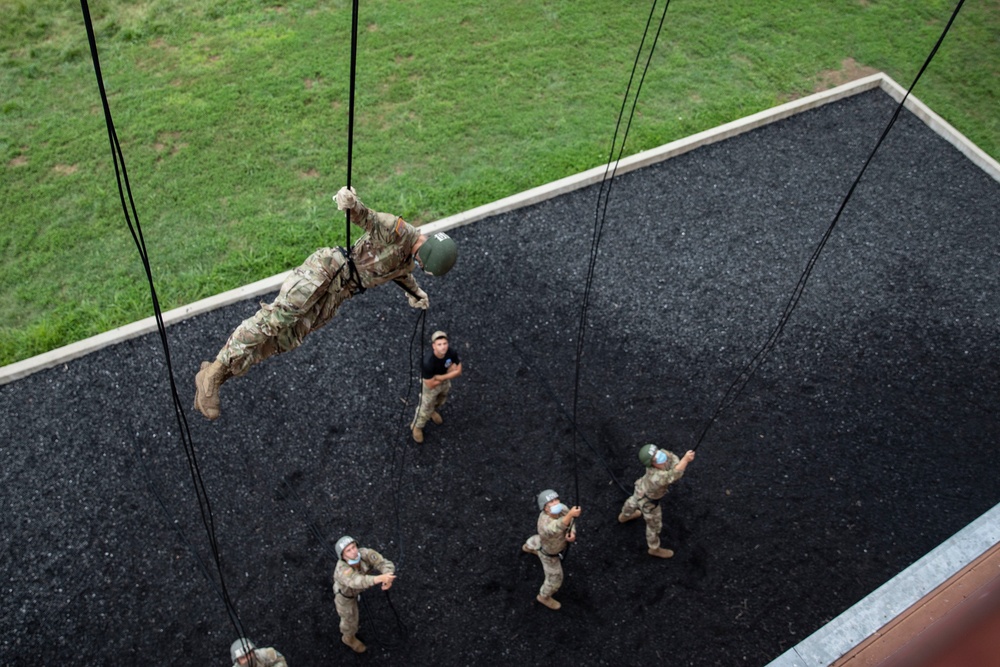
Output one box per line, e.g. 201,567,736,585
347,201,423,295
536,509,573,556
634,451,684,501
231,647,287,667
332,547,395,599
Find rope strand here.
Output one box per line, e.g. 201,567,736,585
344,0,360,251
80,0,246,640
570,0,673,504
692,0,968,450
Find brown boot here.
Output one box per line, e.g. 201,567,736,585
342,634,366,653
430,411,443,425
648,547,674,559
536,594,561,610
193,360,231,420
618,509,641,523
411,426,424,443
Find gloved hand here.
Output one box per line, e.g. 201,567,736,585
334,186,357,210
407,288,429,310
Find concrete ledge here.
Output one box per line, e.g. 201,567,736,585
426,73,887,233
767,502,1000,667
0,273,287,384
832,541,1000,666
3,73,996,386
877,75,1000,183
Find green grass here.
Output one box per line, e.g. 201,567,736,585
2,0,997,365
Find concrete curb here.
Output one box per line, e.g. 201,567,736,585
766,501,1000,667
3,73,997,386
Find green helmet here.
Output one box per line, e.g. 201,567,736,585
417,231,457,276
638,444,658,467
335,535,356,561
230,638,255,661
537,489,559,511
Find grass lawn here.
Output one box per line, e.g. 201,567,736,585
1,0,997,365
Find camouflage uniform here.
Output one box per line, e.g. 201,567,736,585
413,381,450,429
332,547,396,638
216,201,423,377
524,508,573,598
620,451,684,550
232,647,287,667
412,345,460,430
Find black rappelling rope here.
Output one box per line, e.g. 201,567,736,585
387,307,427,573
79,0,246,640
569,0,673,502
359,589,409,649
334,302,422,646
509,337,631,496
554,0,672,562
692,0,968,452
344,0,360,251
340,302,426,649
340,2,410,643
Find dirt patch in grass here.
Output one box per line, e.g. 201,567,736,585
154,132,187,156
813,57,880,92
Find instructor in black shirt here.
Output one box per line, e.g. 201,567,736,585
411,330,463,443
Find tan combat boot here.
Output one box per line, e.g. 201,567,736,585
411,426,424,443
618,509,641,523
430,411,443,425
648,547,674,559
193,360,231,420
342,635,366,653
536,594,561,610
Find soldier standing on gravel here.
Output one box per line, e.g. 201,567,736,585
331,535,396,654
410,329,462,443
618,445,695,558
522,489,581,611
193,186,457,420
228,638,287,667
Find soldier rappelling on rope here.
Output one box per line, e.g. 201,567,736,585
193,187,457,420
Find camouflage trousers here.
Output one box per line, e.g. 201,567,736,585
411,380,451,429
334,591,361,637
621,494,663,549
217,247,356,376
525,534,563,597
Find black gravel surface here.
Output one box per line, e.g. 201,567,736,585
3,89,999,666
